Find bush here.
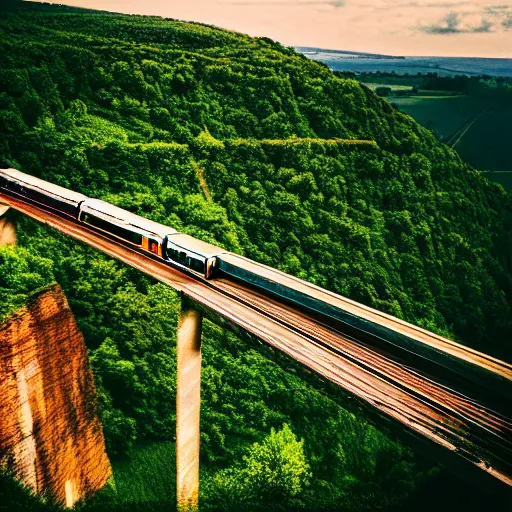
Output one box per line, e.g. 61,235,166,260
206,424,310,511
376,87,392,97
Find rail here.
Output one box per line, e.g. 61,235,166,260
1,185,511,495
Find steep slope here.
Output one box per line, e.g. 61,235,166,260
0,2,511,510
0,283,111,507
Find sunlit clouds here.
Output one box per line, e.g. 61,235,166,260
30,1,512,57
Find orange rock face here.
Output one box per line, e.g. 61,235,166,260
0,207,16,245
0,284,112,507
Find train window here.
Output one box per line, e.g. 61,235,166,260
149,240,159,254
81,212,143,245
189,257,205,273
166,242,207,274
167,247,179,260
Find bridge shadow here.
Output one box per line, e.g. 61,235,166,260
391,468,509,512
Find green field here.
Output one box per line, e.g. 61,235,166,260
391,95,512,185
391,95,485,141
356,74,512,186
455,106,512,175
363,83,413,92
0,443,180,512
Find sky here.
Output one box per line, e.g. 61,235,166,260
31,1,512,57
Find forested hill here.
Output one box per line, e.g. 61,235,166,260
0,3,512,509
2,2,511,356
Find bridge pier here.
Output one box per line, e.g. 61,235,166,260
0,204,16,245
176,295,203,512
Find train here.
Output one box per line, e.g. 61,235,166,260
0,168,223,278
1,168,511,403
0,167,378,325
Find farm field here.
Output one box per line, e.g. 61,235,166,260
391,95,486,142
454,106,512,174
363,83,413,92
390,95,511,186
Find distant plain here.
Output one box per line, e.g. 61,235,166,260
297,48,512,78
298,48,512,186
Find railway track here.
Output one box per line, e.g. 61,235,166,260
2,193,511,491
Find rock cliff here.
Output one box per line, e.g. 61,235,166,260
0,205,15,246
0,284,111,507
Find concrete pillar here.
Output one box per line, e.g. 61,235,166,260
0,205,16,246
176,296,202,512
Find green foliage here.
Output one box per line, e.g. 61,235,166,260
0,244,55,322
0,469,61,512
0,3,511,511
375,86,392,97
239,424,310,504
205,425,310,511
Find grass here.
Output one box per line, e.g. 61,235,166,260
391,95,512,176
417,89,461,96
391,95,484,141
357,74,512,180
113,442,177,504
454,105,512,175
358,76,424,88
81,442,178,512
363,83,413,92
2,441,216,512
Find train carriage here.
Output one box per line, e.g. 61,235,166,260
79,199,176,257
166,233,225,279
0,168,87,218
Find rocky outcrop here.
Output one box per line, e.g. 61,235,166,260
0,284,111,507
0,205,16,245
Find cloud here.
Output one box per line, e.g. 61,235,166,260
483,4,512,30
422,2,471,7
472,17,492,32
424,11,462,33
422,11,494,34
486,4,512,12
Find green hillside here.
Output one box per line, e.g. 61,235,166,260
1,2,511,511
345,72,512,183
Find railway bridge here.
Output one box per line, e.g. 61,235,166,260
0,173,511,510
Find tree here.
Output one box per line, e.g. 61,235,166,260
242,424,311,502
208,424,311,510
0,1,23,13
375,86,392,97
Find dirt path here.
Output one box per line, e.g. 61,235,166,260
192,161,212,201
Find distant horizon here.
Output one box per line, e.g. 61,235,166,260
28,1,512,58
294,46,512,60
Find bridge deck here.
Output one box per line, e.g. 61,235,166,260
3,193,511,490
